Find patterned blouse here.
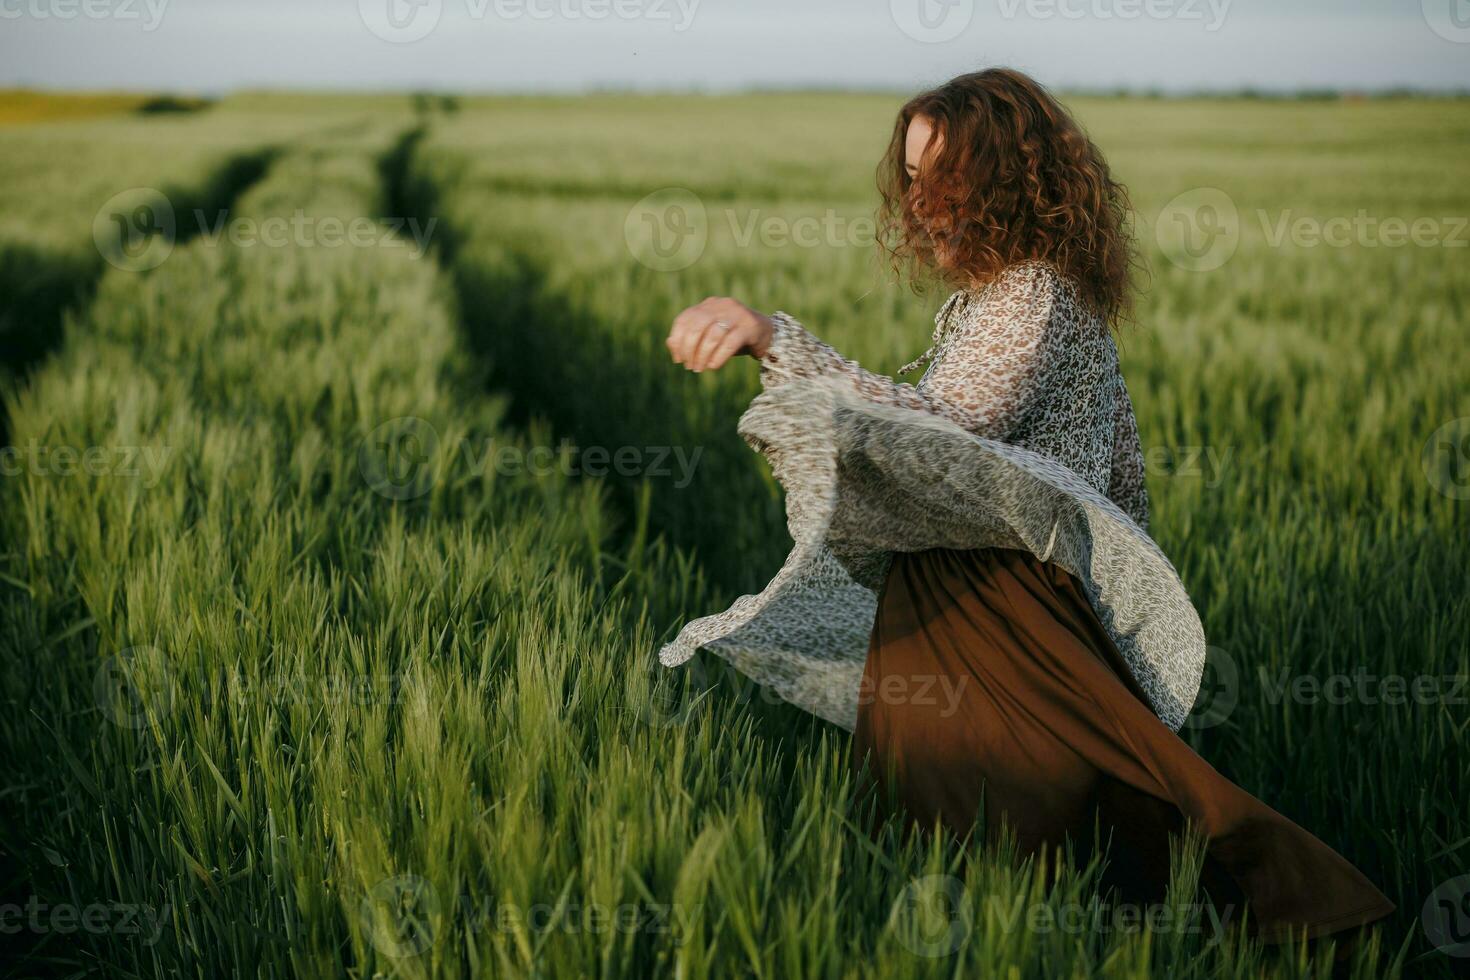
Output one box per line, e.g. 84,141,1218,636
759,261,1150,529
659,261,1206,733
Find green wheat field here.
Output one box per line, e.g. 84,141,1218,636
0,91,1466,978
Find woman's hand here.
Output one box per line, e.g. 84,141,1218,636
666,297,774,373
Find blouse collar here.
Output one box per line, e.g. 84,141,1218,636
900,289,972,376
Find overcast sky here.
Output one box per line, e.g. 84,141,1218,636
2,0,1466,94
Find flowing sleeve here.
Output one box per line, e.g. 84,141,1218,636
756,264,1063,443
1108,384,1151,531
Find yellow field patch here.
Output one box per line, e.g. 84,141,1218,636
0,89,207,126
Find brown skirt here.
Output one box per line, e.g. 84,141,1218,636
852,547,1395,944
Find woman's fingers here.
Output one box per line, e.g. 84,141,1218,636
669,298,737,367
676,315,720,368
667,297,764,371
667,300,718,364
702,325,751,372
689,316,737,372
666,308,704,364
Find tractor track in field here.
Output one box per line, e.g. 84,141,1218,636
379,123,787,599
0,146,281,446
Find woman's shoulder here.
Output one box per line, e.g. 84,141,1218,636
996,261,1106,335
943,260,1075,310
934,261,1111,372
992,259,1078,298
949,260,1083,319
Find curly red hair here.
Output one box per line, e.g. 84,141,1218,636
879,68,1138,327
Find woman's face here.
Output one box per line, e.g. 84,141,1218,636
903,114,957,269
904,114,940,181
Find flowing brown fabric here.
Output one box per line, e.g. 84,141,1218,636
853,547,1395,944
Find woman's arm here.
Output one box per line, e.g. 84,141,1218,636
667,264,1064,443
756,264,1064,442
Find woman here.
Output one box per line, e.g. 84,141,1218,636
660,68,1393,944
